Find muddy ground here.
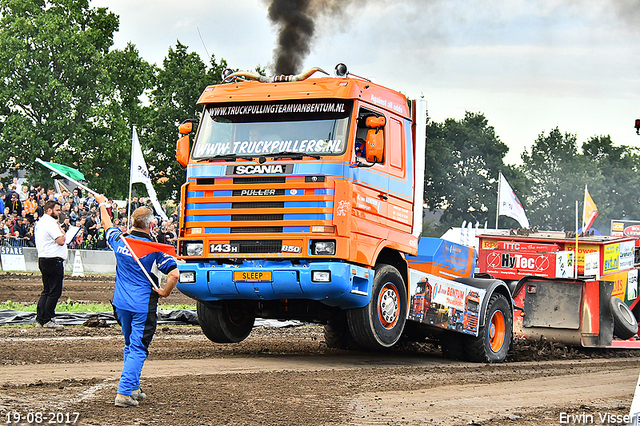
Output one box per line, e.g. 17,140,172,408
1,273,640,425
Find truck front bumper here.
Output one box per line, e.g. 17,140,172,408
177,260,374,309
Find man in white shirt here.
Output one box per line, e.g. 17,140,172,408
34,200,67,329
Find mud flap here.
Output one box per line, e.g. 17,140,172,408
523,281,582,329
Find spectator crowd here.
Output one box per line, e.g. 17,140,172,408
0,178,179,249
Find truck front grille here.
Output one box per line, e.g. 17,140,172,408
232,240,283,254
230,227,283,234
233,177,286,184
232,202,285,209
183,175,334,247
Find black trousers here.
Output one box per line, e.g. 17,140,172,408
36,257,65,324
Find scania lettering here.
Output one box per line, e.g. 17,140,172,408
233,165,288,175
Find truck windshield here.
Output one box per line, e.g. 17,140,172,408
192,100,352,160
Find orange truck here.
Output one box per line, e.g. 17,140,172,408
174,64,513,362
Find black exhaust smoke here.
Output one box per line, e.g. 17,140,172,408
266,0,350,75
267,0,315,75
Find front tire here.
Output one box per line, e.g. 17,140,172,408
347,264,407,349
324,314,360,350
197,300,255,343
464,293,512,363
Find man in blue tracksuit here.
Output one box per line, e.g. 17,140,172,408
95,194,179,408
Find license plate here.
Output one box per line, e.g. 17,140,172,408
233,271,272,282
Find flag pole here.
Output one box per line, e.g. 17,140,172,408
127,126,135,233
582,184,588,232
496,172,501,229
35,158,98,196
120,236,160,290
575,200,579,279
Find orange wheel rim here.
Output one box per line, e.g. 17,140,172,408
489,311,505,352
378,283,400,329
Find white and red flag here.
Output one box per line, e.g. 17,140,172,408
123,237,177,258
497,173,530,228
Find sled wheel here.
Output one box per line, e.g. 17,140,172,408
347,264,407,349
611,297,638,340
464,293,512,363
197,300,255,343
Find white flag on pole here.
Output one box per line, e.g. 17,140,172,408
498,173,530,228
130,127,168,221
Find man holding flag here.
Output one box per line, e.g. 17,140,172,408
95,193,179,408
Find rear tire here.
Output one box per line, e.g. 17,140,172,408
464,293,512,363
197,300,255,343
347,264,407,350
611,297,638,340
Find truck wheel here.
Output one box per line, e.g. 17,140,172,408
464,293,512,363
324,315,360,350
197,300,255,343
611,297,638,340
347,264,407,349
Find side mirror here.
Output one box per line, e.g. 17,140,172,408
179,122,194,135
365,116,385,163
176,121,195,167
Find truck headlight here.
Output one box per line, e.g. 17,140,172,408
312,240,336,255
179,271,196,283
185,241,203,256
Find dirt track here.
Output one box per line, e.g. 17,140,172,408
1,274,640,425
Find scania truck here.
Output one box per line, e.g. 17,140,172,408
174,64,513,362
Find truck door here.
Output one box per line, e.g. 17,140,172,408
384,116,413,235
351,107,390,241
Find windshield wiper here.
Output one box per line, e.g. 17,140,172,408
272,151,320,160
212,155,255,162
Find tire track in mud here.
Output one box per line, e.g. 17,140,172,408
348,368,639,425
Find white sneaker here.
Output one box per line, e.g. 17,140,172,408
43,320,64,330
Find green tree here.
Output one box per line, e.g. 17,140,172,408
424,112,509,235
0,0,153,197
520,128,599,231
581,135,640,230
143,42,228,201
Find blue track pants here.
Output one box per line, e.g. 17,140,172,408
115,308,157,395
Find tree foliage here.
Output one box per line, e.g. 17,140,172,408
519,129,640,231
143,42,227,201
0,0,121,190
0,0,231,201
424,112,510,235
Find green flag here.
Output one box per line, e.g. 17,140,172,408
37,159,85,181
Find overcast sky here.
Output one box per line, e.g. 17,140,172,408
91,0,640,165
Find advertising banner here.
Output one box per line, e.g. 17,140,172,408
408,271,486,336
0,246,26,271
611,220,640,238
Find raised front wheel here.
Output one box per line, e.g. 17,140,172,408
197,300,255,343
347,264,407,349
